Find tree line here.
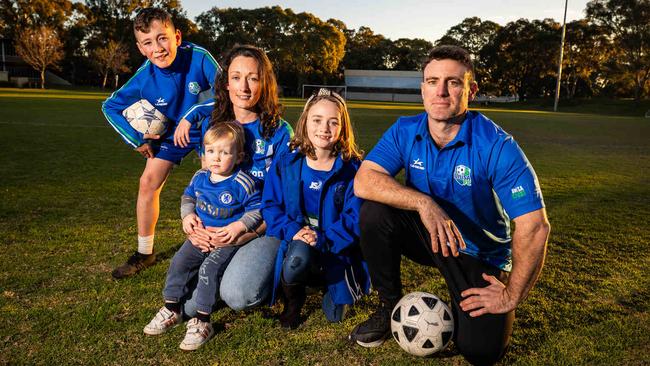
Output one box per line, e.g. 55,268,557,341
0,0,648,100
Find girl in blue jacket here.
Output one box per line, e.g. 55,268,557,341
262,89,370,329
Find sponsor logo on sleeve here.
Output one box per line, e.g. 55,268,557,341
511,186,526,199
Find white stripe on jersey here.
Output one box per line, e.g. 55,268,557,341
234,171,256,195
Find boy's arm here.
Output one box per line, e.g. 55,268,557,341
101,73,145,149
174,49,220,147
179,99,215,128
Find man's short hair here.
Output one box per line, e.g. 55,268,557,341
422,45,474,81
133,8,174,34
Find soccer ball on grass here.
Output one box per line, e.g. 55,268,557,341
122,99,168,136
390,291,454,357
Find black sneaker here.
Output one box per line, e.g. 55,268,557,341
348,301,393,347
111,251,156,279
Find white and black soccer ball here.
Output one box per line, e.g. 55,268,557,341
390,291,454,357
122,99,168,135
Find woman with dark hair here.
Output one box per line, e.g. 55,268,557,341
181,44,293,315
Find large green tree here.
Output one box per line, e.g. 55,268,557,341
481,19,560,97
562,20,611,98
342,26,393,70
0,0,81,38
586,0,650,100
436,17,502,93
386,38,433,71
195,6,345,95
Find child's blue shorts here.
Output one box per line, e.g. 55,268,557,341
150,126,201,165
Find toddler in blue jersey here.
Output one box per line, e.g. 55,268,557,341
263,90,370,329
143,122,262,351
101,8,220,279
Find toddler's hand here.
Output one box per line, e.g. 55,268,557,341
182,214,202,235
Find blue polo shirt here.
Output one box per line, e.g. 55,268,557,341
366,111,544,271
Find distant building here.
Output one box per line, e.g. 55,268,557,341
344,69,422,103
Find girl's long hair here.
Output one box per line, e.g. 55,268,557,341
290,90,363,161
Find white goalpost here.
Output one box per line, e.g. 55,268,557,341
301,84,347,99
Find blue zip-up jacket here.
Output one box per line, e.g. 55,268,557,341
101,42,219,148
263,151,370,305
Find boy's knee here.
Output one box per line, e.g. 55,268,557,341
139,172,163,193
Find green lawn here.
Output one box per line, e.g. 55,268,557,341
0,88,648,365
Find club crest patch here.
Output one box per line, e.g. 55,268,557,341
255,139,266,154
334,183,346,209
453,165,472,186
188,81,200,95
219,191,233,205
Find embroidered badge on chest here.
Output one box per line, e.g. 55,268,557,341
188,81,200,95
219,191,233,205
453,165,472,186
254,139,266,154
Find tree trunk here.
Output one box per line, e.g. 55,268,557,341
40,69,45,89
114,74,119,89
102,72,108,89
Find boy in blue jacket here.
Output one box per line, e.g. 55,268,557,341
101,8,219,279
262,90,370,329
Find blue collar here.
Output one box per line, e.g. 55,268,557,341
414,111,474,149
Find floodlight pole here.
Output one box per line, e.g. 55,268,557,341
554,0,568,112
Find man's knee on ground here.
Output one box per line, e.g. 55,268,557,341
456,338,508,366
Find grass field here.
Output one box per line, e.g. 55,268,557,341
0,88,648,365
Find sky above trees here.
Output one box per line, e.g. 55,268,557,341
180,0,592,42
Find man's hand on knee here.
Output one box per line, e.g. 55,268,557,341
417,197,466,257
459,273,516,317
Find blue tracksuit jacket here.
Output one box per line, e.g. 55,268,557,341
263,151,370,305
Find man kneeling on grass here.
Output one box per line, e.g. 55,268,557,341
347,45,551,366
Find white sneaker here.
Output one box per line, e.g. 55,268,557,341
143,307,181,335
180,318,214,351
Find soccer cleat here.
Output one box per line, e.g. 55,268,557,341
111,251,156,279
143,307,181,335
348,301,393,347
180,318,214,351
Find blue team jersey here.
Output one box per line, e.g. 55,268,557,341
301,163,332,228
201,117,294,181
184,169,261,228
366,111,545,271
102,42,220,148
